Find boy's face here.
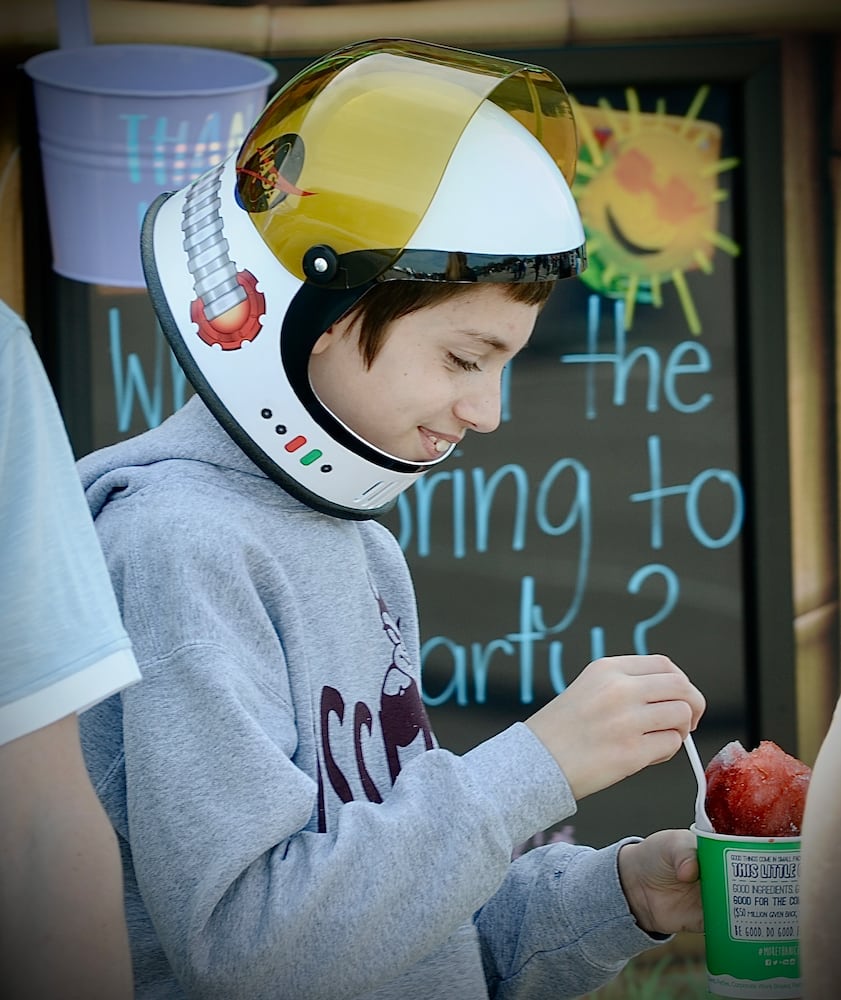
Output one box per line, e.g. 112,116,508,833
308,285,539,463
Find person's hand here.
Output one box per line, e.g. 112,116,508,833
617,829,703,935
524,655,705,799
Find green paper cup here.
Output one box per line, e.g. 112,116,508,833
692,824,801,998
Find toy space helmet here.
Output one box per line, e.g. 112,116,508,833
141,37,587,520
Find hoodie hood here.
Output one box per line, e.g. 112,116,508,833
79,396,291,519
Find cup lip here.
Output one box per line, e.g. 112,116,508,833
690,822,800,844
23,44,278,98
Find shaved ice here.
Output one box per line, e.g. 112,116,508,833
704,740,811,837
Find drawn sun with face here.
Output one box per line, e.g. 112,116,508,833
571,86,740,335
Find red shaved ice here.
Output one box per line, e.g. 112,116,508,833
704,740,811,837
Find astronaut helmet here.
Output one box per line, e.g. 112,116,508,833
141,37,587,519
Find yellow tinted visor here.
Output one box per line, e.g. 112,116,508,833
235,39,578,287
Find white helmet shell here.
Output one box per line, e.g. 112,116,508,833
142,38,587,519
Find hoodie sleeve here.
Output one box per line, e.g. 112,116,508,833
476,840,672,998
89,487,591,1000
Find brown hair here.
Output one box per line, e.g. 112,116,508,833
345,279,555,368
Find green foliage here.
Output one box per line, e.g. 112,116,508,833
577,954,712,999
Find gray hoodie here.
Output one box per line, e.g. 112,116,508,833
79,395,665,999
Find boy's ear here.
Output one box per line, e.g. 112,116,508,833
311,326,335,355
312,311,355,355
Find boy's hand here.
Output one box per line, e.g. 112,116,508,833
617,829,703,935
524,655,705,799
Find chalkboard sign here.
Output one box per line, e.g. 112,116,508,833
27,40,793,847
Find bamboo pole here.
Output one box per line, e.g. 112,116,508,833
3,0,841,56
832,34,841,730
782,37,839,763
267,0,566,55
566,0,841,43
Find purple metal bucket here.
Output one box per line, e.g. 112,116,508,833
25,44,277,287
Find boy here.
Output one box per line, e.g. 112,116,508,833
79,39,706,998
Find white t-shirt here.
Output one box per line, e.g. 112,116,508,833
0,300,140,745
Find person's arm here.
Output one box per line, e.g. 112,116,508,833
0,714,134,1000
112,643,701,1000
476,828,701,998
525,654,706,801
800,695,841,999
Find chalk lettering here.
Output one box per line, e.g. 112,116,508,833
560,294,713,418
630,435,743,549
120,107,256,186
108,307,189,431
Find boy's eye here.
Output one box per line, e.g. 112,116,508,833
447,352,481,373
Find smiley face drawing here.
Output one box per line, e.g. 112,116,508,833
571,86,741,335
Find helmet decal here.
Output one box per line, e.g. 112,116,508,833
181,162,267,349
190,269,265,351
235,132,313,212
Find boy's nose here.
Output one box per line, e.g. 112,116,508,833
453,381,502,434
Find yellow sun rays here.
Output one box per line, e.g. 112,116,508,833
570,86,741,335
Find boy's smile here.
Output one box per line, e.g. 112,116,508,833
308,285,539,463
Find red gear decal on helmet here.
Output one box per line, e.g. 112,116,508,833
191,270,265,350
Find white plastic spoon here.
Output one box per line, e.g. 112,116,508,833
684,734,714,832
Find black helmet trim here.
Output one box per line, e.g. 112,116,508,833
380,246,586,283
280,282,431,476
141,192,396,520
300,245,587,289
